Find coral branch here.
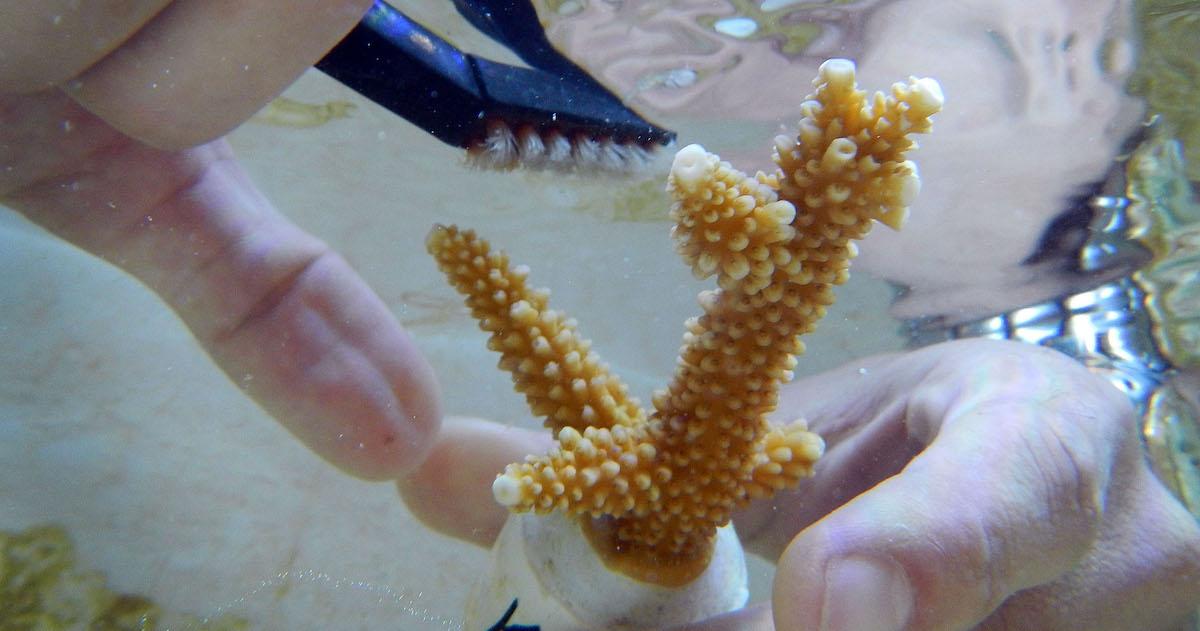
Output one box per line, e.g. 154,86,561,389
427,225,645,436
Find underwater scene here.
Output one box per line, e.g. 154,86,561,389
1,0,1198,629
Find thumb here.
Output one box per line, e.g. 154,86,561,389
771,350,1128,630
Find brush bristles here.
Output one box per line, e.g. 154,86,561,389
466,122,660,173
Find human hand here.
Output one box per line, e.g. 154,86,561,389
400,340,1200,630
0,0,373,149
683,339,1200,630
1,68,440,479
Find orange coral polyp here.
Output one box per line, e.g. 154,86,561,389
427,58,942,585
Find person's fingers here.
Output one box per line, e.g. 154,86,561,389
0,1,172,91
2,90,440,480
978,443,1200,631
769,342,1136,630
1,0,372,149
397,417,552,547
69,0,374,149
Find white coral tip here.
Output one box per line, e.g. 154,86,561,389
817,58,856,87
493,475,523,507
898,172,921,206
670,144,712,193
909,77,945,117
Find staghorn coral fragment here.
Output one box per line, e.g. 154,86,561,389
428,58,942,585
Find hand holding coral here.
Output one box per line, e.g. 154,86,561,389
687,339,1200,631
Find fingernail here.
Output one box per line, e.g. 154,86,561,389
820,556,914,631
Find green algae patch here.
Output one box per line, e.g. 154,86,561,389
1,525,248,631
1128,1,1200,180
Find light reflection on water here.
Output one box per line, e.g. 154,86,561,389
543,0,1149,323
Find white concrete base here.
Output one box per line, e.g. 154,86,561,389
464,512,748,630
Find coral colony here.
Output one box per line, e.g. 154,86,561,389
429,59,943,591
